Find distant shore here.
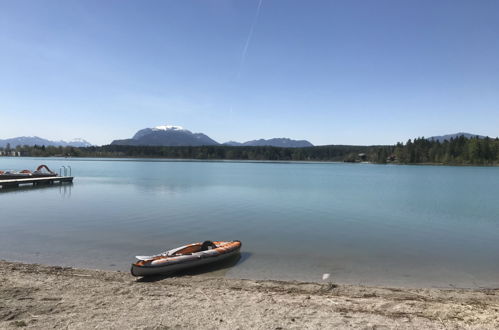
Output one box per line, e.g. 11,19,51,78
1,260,498,329
3,137,499,166
3,155,499,167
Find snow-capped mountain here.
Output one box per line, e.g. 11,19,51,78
153,125,185,131
0,136,93,148
111,125,315,148
61,138,94,147
111,125,219,146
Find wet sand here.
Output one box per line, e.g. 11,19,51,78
1,260,498,329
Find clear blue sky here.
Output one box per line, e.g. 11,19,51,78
1,0,498,146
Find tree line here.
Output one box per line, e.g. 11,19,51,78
1,135,498,165
391,136,499,165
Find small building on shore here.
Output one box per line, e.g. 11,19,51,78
0,150,21,156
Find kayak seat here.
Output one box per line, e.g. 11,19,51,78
172,245,202,256
200,240,217,251
171,241,217,256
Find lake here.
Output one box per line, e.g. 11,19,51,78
1,157,498,288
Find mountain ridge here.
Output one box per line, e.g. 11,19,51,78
111,125,314,147
427,132,487,142
0,136,93,148
223,138,313,148
111,125,219,147
4,130,493,149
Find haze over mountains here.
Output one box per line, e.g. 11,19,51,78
111,125,314,148
0,136,93,148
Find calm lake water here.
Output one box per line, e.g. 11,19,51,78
1,157,498,288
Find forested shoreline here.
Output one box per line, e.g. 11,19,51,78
1,136,498,165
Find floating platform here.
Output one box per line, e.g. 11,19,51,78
0,176,74,189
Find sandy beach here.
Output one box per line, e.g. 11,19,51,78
1,260,498,329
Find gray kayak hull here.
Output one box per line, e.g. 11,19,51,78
131,247,240,277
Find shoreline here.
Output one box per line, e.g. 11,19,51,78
3,155,499,167
2,260,498,329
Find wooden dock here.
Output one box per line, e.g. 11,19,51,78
0,176,74,189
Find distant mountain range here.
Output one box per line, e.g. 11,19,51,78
0,136,93,148
111,125,314,148
2,130,493,150
427,132,488,143
224,138,313,148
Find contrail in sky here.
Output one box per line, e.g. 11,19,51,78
237,0,263,78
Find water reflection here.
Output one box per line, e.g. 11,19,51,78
132,181,192,195
58,183,72,199
1,158,499,288
0,182,73,198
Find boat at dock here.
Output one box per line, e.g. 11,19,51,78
0,164,73,189
131,240,241,277
0,164,58,180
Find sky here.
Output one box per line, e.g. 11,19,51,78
1,0,499,146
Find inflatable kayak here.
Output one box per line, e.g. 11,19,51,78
0,165,58,180
131,240,241,277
